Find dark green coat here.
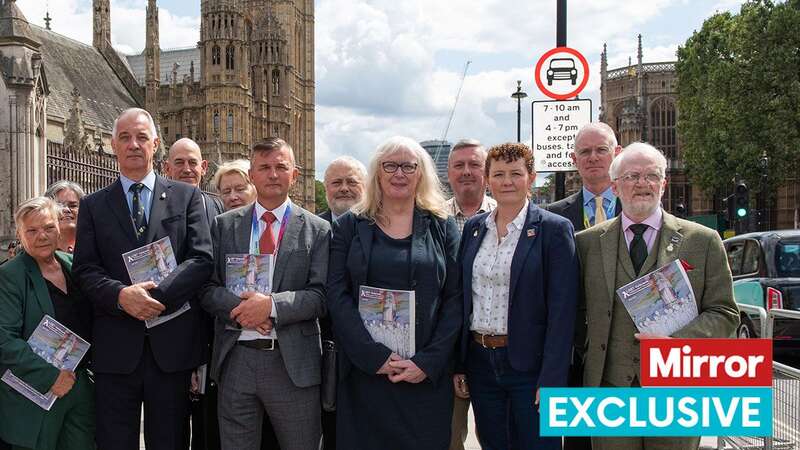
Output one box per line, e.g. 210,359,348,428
0,250,75,448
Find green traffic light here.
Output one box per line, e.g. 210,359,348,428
737,208,748,217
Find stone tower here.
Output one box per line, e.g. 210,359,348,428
200,0,251,161
144,0,160,122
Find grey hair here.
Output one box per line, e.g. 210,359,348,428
112,108,158,138
14,196,61,230
324,156,367,182
212,159,252,192
574,122,618,150
609,142,667,179
44,180,86,200
448,138,486,163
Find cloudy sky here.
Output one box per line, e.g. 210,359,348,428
19,0,745,179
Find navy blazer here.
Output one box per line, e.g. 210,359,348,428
458,202,579,388
326,209,462,386
73,175,213,374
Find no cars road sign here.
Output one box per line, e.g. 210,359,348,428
535,47,589,100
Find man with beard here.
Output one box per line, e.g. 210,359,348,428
319,156,366,449
575,142,739,450
445,139,495,450
321,156,366,223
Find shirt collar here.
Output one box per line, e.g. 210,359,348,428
448,194,496,216
120,171,156,194
485,199,529,231
255,197,291,224
582,185,616,206
621,207,663,232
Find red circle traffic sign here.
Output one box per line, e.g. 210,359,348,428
534,46,590,100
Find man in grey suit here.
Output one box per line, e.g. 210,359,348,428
201,137,331,450
576,142,739,450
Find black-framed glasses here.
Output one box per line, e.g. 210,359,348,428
382,162,418,174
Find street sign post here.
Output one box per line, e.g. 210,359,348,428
532,99,592,173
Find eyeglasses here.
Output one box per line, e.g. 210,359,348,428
382,162,418,174
616,172,663,185
575,147,611,158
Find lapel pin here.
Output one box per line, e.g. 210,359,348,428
527,229,536,238
667,244,674,252
473,229,479,237
160,192,167,200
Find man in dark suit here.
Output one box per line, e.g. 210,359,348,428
163,137,225,450
73,108,213,450
545,122,621,450
201,138,330,450
318,155,366,449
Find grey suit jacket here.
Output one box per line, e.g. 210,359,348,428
575,211,740,387
201,202,331,388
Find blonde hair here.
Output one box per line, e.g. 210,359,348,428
212,159,252,192
352,136,448,222
14,196,61,231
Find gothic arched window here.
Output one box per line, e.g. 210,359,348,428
213,111,220,134
272,69,280,96
227,113,234,141
649,97,677,159
212,46,220,65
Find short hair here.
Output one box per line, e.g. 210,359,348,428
212,159,252,192
44,180,86,200
250,137,295,166
324,156,367,183
485,142,535,176
574,122,618,150
351,136,448,222
609,142,668,179
448,139,486,164
112,108,158,138
14,196,61,230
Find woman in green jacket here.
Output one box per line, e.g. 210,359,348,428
0,197,94,450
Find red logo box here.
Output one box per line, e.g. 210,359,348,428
640,339,772,387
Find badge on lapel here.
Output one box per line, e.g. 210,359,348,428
667,235,681,253
527,229,536,238
160,192,167,200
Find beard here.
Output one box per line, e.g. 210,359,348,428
329,196,358,215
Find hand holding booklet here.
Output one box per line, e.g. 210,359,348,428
121,236,189,328
616,259,698,337
1,315,90,410
358,286,415,359
224,254,272,331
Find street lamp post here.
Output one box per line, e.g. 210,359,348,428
511,80,527,143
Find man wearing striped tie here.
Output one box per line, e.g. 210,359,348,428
546,121,622,450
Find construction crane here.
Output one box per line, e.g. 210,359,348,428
433,60,471,165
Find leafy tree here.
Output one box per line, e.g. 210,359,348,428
315,179,328,212
676,0,800,196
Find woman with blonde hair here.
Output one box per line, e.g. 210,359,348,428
327,136,462,449
212,159,257,211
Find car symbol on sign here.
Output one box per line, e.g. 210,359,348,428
546,58,578,86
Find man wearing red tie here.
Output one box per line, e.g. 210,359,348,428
201,138,331,450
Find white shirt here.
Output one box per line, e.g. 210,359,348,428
237,197,290,341
470,200,528,335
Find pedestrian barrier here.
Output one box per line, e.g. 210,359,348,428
717,307,800,450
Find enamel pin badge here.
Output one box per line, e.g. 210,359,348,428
527,229,536,238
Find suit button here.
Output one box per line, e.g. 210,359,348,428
600,344,606,351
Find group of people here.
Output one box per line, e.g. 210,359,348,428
0,107,740,450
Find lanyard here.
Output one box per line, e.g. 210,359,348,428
250,204,292,255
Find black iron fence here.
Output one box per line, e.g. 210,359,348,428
46,141,118,194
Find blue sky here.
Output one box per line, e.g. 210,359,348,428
20,0,746,179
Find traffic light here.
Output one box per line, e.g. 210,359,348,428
734,181,749,219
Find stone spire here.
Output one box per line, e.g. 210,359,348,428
145,0,160,123
92,0,110,49
63,88,91,153
637,33,643,67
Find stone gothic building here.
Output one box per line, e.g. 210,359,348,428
597,35,799,230
0,0,316,248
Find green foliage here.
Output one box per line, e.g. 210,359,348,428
676,0,800,195
315,179,328,212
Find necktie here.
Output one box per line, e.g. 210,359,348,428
594,196,607,225
259,211,277,254
130,183,148,239
629,223,649,275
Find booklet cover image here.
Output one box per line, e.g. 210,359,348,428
225,254,272,295
358,286,415,359
122,236,177,285
1,315,90,410
616,259,698,336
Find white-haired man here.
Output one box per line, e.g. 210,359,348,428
321,156,367,223
575,142,739,450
